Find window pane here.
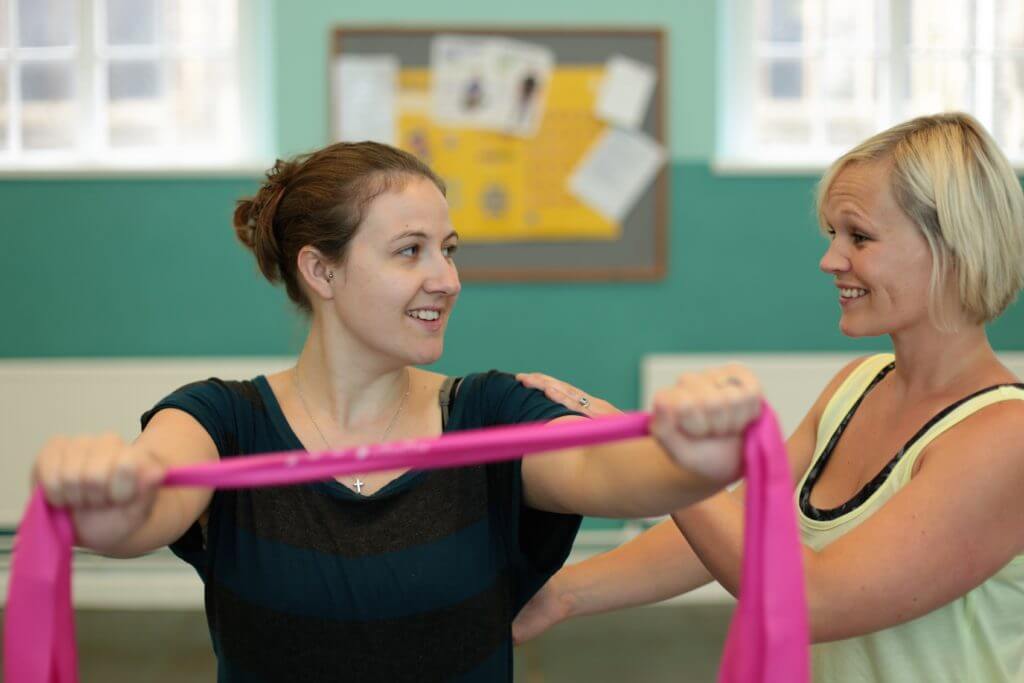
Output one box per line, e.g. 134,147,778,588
164,0,237,50
993,58,1024,160
823,1,878,51
903,57,972,115
762,59,804,99
107,60,162,147
996,0,1024,50
105,0,157,46
760,0,803,42
818,58,879,101
909,0,972,50
169,57,238,149
17,0,75,48
0,68,8,149
825,117,877,147
20,61,76,149
0,0,9,48
756,116,811,146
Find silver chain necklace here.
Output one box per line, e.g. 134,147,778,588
293,366,410,494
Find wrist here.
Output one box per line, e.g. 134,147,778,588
549,565,582,620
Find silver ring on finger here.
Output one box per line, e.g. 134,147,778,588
578,395,591,409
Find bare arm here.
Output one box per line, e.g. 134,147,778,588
521,364,761,518
512,358,861,642
512,517,713,643
677,398,1024,643
33,407,218,558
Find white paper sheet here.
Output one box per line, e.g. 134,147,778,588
595,55,657,130
490,39,554,136
568,128,666,222
333,54,399,144
431,35,553,137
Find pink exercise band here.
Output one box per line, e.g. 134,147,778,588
3,406,808,683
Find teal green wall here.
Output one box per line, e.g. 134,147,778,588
3,0,1022,417
273,0,717,160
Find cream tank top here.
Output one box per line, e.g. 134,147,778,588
796,353,1024,683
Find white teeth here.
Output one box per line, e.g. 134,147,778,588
408,309,440,321
840,287,868,299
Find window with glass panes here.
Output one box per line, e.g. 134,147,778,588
722,0,1024,166
0,0,242,165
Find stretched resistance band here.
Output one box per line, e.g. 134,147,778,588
4,406,808,683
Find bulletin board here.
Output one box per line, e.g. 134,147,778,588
330,27,667,281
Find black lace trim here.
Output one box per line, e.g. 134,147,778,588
799,361,1023,522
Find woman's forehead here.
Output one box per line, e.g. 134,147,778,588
826,162,894,216
361,181,451,232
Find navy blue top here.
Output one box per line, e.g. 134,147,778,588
141,370,582,682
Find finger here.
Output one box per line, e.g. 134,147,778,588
655,387,709,437
516,373,554,390
60,437,91,507
35,436,70,506
716,364,762,431
80,433,121,506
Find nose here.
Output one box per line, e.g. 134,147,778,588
819,238,850,275
424,252,461,297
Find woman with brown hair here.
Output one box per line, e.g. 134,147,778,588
30,140,761,681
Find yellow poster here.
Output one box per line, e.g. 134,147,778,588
395,67,620,243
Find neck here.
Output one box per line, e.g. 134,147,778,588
295,316,410,430
888,321,993,397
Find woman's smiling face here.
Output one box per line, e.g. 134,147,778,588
819,160,943,339
328,176,462,366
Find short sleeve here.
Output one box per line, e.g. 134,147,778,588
464,371,585,612
140,378,241,458
139,378,242,577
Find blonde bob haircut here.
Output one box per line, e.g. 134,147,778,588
817,112,1024,327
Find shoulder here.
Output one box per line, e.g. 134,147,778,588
156,377,264,411
141,376,265,436
810,354,891,422
922,391,1024,473
458,370,580,426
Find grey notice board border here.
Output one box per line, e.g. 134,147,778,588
331,26,668,281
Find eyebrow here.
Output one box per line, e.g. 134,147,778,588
390,230,459,242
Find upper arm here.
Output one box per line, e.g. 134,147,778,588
120,407,220,553
806,400,1024,641
521,415,592,513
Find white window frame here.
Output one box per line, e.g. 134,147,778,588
716,0,1024,173
0,0,272,176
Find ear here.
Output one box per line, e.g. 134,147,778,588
296,246,337,301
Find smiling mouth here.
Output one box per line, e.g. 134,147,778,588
839,287,868,300
406,309,441,321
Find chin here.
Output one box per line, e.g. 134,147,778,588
838,316,869,338
409,344,444,366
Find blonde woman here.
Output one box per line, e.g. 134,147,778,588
514,113,1024,682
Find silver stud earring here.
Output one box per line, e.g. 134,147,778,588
326,270,335,283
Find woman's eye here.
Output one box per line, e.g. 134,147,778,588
852,233,869,244
398,245,419,257
443,244,459,258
